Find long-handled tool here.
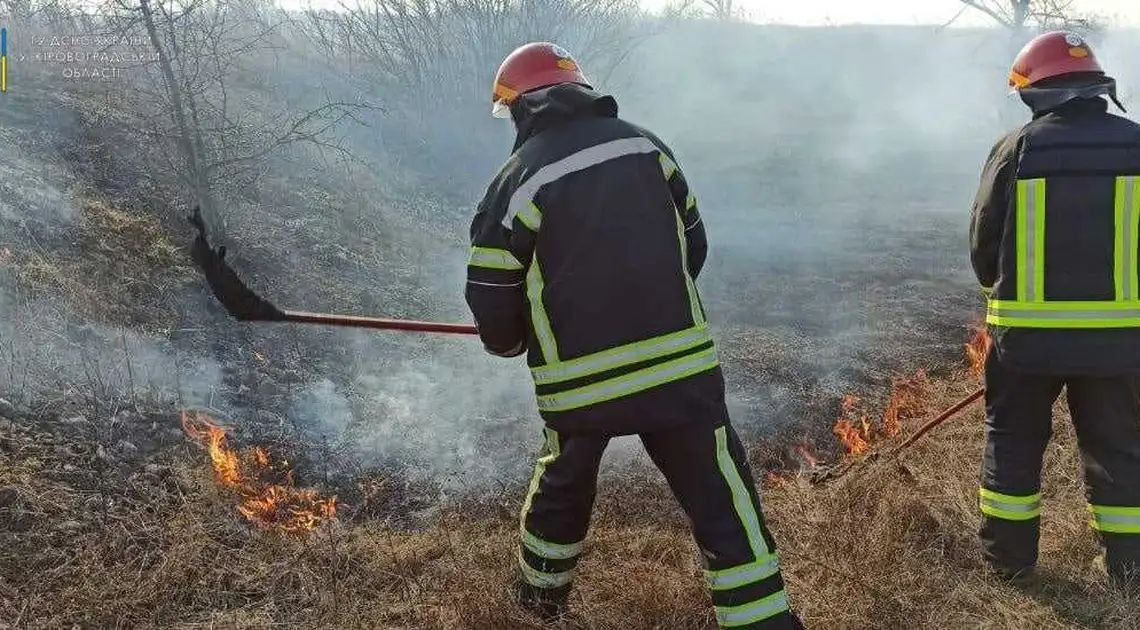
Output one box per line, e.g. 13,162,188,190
809,385,985,484
187,206,479,335
890,386,984,455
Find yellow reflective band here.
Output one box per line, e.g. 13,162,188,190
1115,176,1140,301
530,324,712,385
517,200,542,232
686,193,696,211
715,590,791,627
521,529,583,561
676,207,705,325
518,428,562,568
979,487,1041,521
518,549,573,588
705,554,780,591
715,426,770,560
536,346,718,412
986,299,1140,328
468,246,523,270
526,252,559,363
1089,504,1140,534
998,176,1140,330
659,151,678,178
1015,178,1046,303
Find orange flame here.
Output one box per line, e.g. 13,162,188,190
181,410,336,534
966,324,991,378
832,370,931,456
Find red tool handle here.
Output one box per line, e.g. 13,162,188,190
893,386,984,454
282,310,479,335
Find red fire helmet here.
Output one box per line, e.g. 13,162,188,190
491,42,591,118
1008,30,1104,90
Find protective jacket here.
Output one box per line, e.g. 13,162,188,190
970,97,1140,375
465,83,722,434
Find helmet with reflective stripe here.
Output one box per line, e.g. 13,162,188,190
1008,30,1104,90
491,42,591,118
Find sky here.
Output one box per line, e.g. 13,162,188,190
719,0,1140,26
276,0,1140,26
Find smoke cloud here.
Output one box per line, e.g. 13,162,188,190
2,8,1139,497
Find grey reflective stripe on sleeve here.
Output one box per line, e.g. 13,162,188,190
502,136,662,228
468,246,523,270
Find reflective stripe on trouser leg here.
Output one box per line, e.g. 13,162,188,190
979,356,1058,572
517,428,606,589
709,426,791,627
1067,376,1140,582
517,427,572,588
1088,504,1140,582
979,488,1041,521
1090,505,1140,534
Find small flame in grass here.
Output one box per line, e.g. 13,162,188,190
966,324,991,378
833,394,871,455
832,370,931,456
181,410,336,534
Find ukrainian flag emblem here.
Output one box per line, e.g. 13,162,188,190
2,27,7,92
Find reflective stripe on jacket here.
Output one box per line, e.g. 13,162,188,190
465,83,718,424
970,97,1140,374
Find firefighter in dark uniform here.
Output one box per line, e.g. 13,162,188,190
970,30,1140,588
464,42,804,628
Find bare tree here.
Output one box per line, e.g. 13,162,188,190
957,0,1103,34
294,0,653,185
92,0,372,239
297,0,649,97
701,0,735,21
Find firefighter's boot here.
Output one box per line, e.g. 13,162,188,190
513,579,571,622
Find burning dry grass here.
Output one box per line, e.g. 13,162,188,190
5,370,1140,629
1,198,195,331
768,374,1140,629
180,411,337,534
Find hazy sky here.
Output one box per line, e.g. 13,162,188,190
277,0,1140,26
726,0,1139,26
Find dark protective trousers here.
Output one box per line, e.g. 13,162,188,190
517,415,802,629
981,343,1140,584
